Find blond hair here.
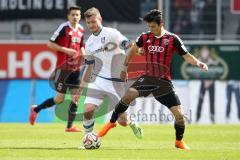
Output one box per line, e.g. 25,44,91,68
84,7,101,18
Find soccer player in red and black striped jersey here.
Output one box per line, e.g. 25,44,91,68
98,9,208,149
29,5,85,132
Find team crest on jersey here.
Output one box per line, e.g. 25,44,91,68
72,37,81,43
163,39,169,45
69,31,73,36
146,39,151,43
101,37,106,44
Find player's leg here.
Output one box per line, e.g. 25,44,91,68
155,91,190,149
98,87,139,137
65,88,81,132
110,88,139,123
117,112,143,139
110,86,143,139
65,69,84,132
83,103,97,133
83,87,104,134
170,105,190,149
117,112,128,127
29,92,65,125
98,75,152,137
29,68,67,125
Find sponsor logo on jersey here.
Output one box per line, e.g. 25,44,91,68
148,46,165,53
93,42,118,54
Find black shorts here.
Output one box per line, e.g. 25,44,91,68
49,69,83,94
130,75,181,108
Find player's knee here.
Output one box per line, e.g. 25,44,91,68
122,89,138,104
84,111,93,120
54,96,64,103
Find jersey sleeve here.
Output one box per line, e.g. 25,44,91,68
173,35,188,56
112,29,131,55
135,34,144,48
113,29,127,43
49,24,65,42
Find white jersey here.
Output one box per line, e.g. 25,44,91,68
85,27,128,79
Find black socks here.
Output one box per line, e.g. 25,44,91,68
34,98,55,113
110,100,129,123
174,123,185,141
67,101,78,128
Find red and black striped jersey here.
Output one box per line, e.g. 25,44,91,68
135,30,188,80
50,21,85,71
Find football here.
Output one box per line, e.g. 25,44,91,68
83,132,101,149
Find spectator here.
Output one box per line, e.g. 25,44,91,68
191,0,205,35
170,0,192,36
200,0,216,39
16,23,32,40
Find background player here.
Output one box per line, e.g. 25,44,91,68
98,9,208,149
82,7,143,139
29,5,85,132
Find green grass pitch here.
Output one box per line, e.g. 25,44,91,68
0,123,239,160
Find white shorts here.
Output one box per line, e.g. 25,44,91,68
84,76,125,110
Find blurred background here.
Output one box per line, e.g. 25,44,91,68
0,0,239,124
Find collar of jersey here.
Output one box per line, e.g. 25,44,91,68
154,29,167,38
67,21,78,32
93,27,103,36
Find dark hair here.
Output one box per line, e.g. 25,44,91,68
68,5,81,15
143,9,163,25
20,23,31,35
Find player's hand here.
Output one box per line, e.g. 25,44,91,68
120,71,128,82
138,48,145,55
65,48,77,57
197,61,208,71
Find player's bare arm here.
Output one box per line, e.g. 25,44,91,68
124,43,140,66
183,53,208,71
80,46,85,56
120,43,140,81
137,47,145,56
47,41,77,57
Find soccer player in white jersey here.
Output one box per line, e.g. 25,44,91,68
82,7,142,139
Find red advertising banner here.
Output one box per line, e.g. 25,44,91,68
0,42,146,79
0,43,57,79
